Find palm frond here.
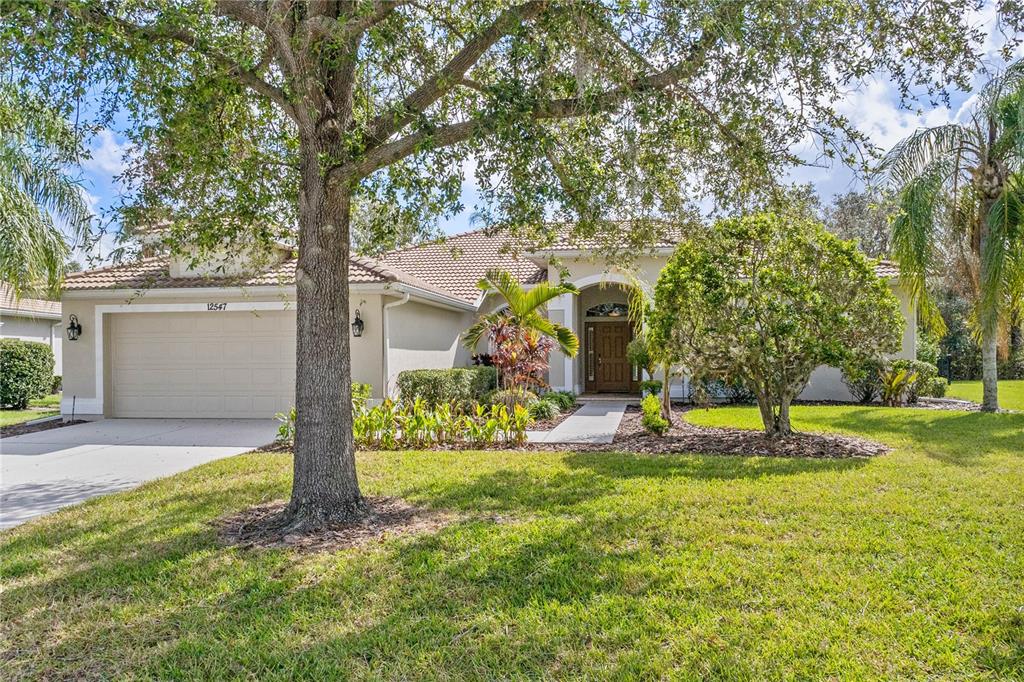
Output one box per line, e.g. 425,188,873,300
477,269,526,314
530,316,579,357
979,173,1024,330
890,158,950,334
876,124,974,189
520,280,577,312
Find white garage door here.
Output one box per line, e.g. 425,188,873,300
111,310,296,418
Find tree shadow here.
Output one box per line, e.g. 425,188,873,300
562,450,868,483
817,409,1024,466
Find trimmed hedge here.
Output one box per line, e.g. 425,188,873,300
1,339,55,409
397,367,497,407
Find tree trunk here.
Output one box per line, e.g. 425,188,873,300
978,192,1000,413
980,323,999,411
661,363,672,423
285,134,365,529
756,390,792,438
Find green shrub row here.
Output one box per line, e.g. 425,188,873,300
396,367,497,407
842,358,943,405
0,339,55,409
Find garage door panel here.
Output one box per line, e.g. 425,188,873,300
111,310,296,418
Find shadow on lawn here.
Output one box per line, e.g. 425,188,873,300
561,450,867,482
3,486,691,678
816,408,1024,466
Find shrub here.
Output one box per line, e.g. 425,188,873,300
529,399,560,421
641,394,669,435
999,349,1024,380
51,374,62,393
351,400,532,449
396,367,496,407
0,339,55,409
639,379,662,396
892,359,938,404
842,357,886,403
923,376,947,398
543,390,576,410
488,387,537,410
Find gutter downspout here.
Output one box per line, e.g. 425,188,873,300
381,290,411,399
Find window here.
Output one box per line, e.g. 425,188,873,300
585,302,628,317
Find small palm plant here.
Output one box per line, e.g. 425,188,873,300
464,268,579,389
877,60,1024,412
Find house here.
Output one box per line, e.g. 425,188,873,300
58,228,915,419
1,283,63,375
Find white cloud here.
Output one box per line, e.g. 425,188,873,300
82,128,131,175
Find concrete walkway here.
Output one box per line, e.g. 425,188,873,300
0,419,278,528
527,401,628,444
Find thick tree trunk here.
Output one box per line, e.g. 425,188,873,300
756,390,793,438
285,135,365,528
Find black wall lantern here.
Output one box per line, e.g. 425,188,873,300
66,314,82,341
351,310,364,337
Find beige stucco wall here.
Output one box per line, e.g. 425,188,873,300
0,313,62,374
385,297,476,396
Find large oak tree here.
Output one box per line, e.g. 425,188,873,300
3,0,1019,530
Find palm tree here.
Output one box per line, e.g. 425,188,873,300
0,84,91,297
878,61,1024,412
464,268,580,359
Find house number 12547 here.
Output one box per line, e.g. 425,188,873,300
207,302,228,311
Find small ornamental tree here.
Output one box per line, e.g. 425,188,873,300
650,212,904,437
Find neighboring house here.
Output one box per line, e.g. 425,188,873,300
59,228,915,420
1,283,63,375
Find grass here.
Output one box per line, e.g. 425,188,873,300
0,394,60,427
945,379,1024,411
2,406,1022,680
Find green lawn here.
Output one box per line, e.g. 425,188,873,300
0,394,61,427
945,379,1024,411
2,406,1022,680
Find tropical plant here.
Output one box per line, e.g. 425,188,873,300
528,398,560,421
542,390,577,410
650,211,904,437
878,61,1024,411
464,269,579,390
879,366,918,407
488,387,538,411
0,84,90,297
892,359,939,404
842,357,887,403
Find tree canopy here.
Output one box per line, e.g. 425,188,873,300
650,211,904,436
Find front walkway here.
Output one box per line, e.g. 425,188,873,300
527,401,628,444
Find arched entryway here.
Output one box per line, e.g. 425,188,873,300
573,280,640,394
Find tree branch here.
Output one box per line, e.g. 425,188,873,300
45,0,297,120
344,25,720,181
362,1,547,148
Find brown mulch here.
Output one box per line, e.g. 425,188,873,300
530,403,582,431
529,405,889,458
218,496,457,552
618,406,888,458
1,418,84,439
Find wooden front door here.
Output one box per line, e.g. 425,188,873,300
586,321,633,392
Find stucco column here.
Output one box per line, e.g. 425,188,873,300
546,292,576,392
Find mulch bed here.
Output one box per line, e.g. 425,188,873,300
0,418,84,439
530,405,889,458
218,496,457,552
530,403,582,431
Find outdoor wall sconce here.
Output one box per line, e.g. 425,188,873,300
351,310,364,337
66,314,82,341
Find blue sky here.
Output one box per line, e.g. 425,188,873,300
73,5,1021,263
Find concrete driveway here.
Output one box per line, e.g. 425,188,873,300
0,419,279,529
